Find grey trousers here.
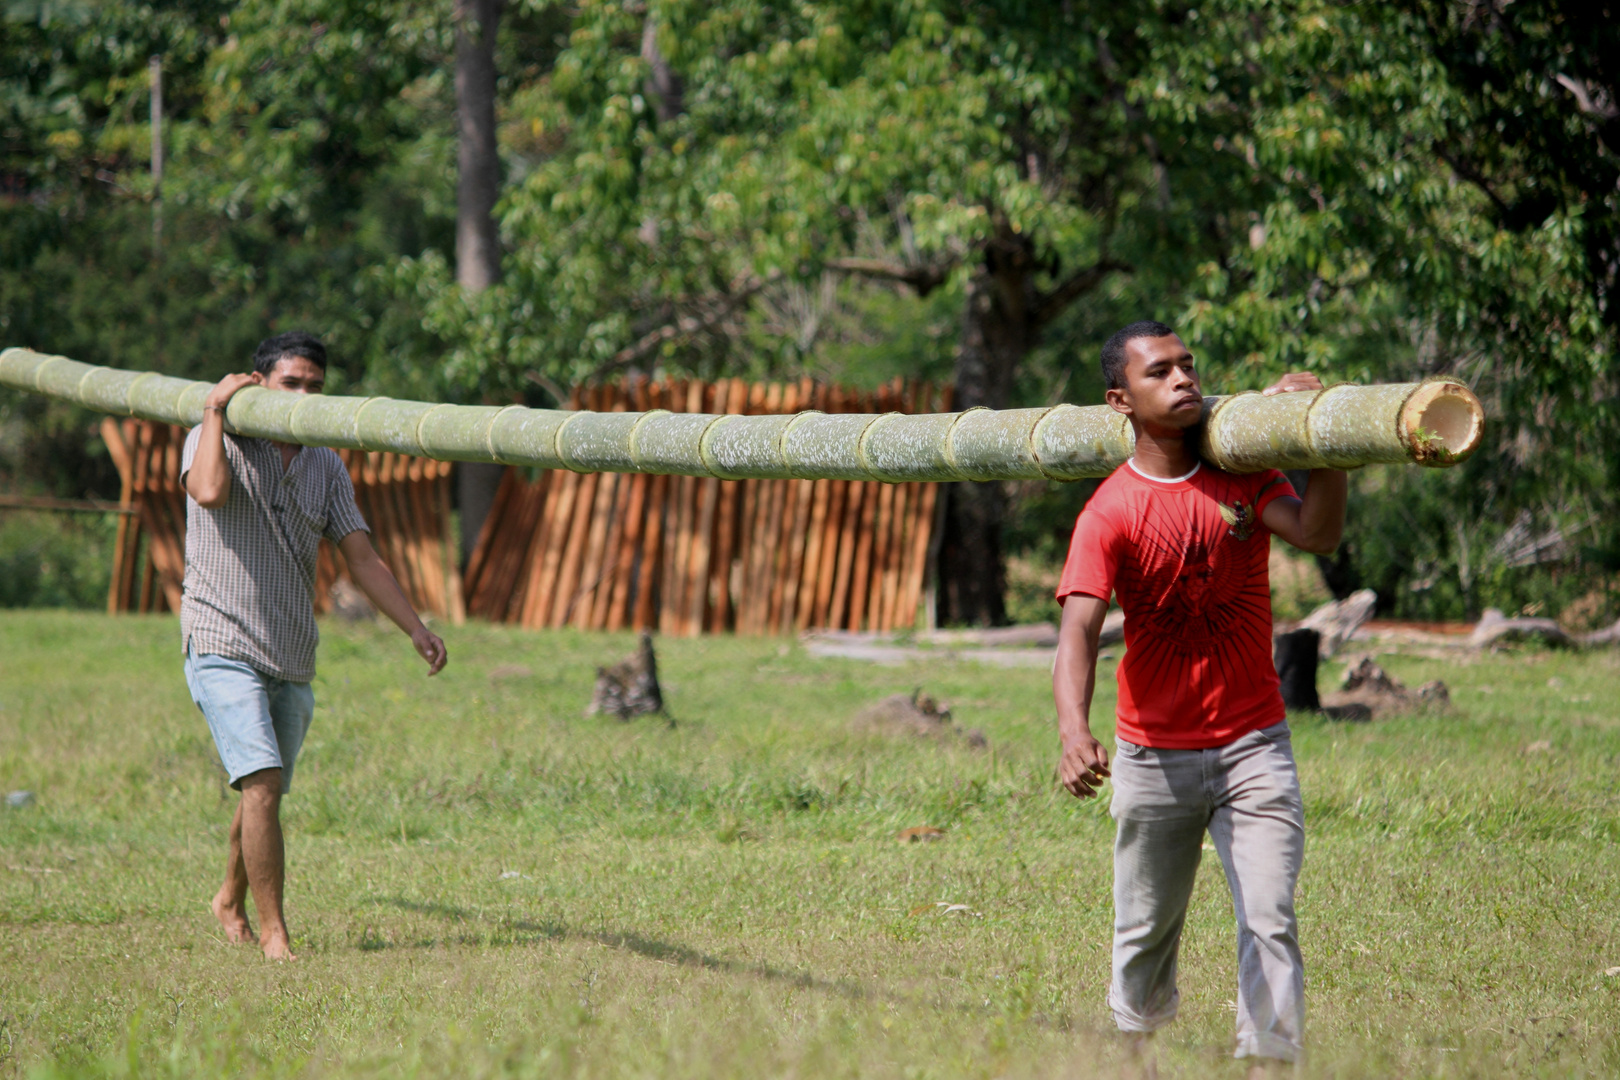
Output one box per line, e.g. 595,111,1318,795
1108,720,1305,1062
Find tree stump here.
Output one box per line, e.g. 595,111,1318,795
587,630,665,719
1273,628,1322,712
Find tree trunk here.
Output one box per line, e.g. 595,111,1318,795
640,17,684,123
455,0,504,293
454,0,506,556
1273,629,1322,712
937,245,1037,627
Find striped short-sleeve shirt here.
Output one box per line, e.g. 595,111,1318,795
180,428,370,682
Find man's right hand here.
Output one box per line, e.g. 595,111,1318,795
1053,593,1112,800
187,372,262,506
205,372,262,412
1059,731,1111,799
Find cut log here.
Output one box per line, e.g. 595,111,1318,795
1297,588,1378,657
1581,617,1620,647
920,624,1058,648
1469,608,1571,649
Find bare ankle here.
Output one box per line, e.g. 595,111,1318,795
1121,1032,1158,1079
260,926,295,961
210,890,256,944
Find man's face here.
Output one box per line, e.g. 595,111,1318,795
1105,334,1203,433
262,355,326,394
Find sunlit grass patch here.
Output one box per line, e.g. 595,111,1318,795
1,611,1617,1078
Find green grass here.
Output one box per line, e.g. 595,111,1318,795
1,611,1617,1079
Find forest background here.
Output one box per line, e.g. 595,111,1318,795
0,0,1615,627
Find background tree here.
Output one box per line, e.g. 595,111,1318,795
0,0,1614,624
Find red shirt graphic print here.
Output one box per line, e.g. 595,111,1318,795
1056,461,1297,749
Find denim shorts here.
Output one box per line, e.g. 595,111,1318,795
183,646,315,794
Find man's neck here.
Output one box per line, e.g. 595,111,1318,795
1128,425,1198,479
272,439,299,470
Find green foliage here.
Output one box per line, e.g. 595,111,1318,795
1336,464,1617,624
1,0,1615,616
0,511,114,607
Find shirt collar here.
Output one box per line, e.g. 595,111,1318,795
1126,458,1201,484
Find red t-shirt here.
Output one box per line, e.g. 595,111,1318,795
1056,461,1297,749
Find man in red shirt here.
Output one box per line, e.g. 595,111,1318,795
1053,321,1347,1075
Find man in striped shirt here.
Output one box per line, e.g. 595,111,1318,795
182,331,447,960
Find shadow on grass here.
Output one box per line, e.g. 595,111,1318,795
359,894,1088,1030
589,929,869,1002
375,896,475,921
366,894,869,1002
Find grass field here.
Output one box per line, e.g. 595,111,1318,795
1,610,1617,1078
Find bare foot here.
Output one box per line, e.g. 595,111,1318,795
211,890,256,944
260,928,297,961
1122,1033,1158,1080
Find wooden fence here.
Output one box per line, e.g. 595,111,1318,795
102,417,463,622
462,376,948,636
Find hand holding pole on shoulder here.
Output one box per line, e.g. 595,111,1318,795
186,372,264,507
1261,371,1324,395
205,371,263,412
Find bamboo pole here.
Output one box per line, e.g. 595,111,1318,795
3,348,1486,481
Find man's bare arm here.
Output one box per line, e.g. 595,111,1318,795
1053,593,1112,799
182,372,261,508
338,531,447,675
1260,470,1348,555
1254,372,1349,555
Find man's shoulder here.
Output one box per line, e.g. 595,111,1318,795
1070,467,1138,542
304,445,352,475
1191,464,1291,500
1084,464,1147,514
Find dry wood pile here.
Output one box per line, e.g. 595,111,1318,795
320,449,464,625
102,417,463,622
102,418,187,613
462,377,948,636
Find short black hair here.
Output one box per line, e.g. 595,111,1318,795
1100,320,1176,390
252,331,328,376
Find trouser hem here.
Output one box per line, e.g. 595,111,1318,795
1107,989,1177,1034
1234,1032,1302,1063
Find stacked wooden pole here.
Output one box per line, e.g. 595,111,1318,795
462,377,946,636
102,417,187,613
99,380,945,635
328,451,465,624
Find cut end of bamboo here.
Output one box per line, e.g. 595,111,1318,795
1401,381,1484,466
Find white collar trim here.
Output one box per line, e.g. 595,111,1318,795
1127,458,1201,484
